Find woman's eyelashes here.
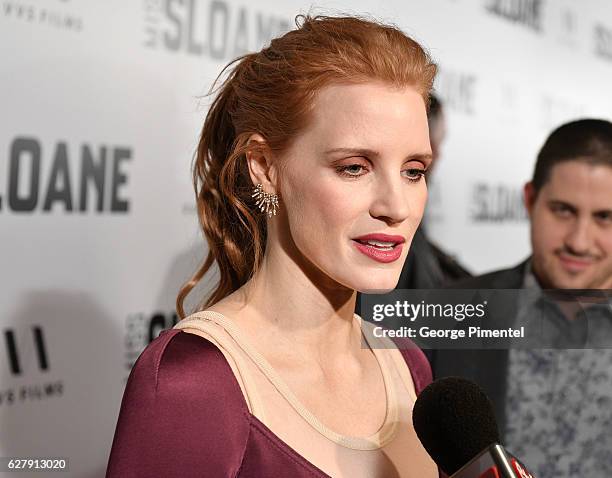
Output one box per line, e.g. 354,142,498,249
335,163,369,178
334,161,426,182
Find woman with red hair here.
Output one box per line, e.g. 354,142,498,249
107,14,438,477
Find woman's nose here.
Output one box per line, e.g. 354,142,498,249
369,175,425,225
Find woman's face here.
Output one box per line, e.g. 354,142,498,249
277,82,431,293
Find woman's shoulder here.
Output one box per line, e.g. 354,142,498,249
106,329,251,476
131,328,249,410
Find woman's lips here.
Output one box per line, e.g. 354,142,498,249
352,240,403,263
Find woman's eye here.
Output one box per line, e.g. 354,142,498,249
336,164,367,177
404,169,426,182
335,164,426,181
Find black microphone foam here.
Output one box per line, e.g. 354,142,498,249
412,376,501,476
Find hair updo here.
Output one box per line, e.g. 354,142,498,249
177,14,437,318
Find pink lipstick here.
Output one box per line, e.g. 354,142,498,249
352,233,405,264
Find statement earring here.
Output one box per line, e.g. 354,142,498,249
252,183,279,218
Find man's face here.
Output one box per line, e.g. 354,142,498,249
525,160,612,289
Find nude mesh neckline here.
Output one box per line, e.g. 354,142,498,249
175,310,400,451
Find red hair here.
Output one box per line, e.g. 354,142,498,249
177,14,437,318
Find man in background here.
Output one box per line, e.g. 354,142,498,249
431,119,612,477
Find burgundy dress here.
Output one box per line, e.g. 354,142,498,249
105,328,435,477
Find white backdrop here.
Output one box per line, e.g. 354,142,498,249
1,0,612,476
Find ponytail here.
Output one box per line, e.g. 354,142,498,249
176,55,266,318
176,15,436,318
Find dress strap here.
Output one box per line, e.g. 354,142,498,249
176,310,400,450
359,320,418,403
174,312,268,423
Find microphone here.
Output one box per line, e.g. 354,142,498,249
412,377,536,478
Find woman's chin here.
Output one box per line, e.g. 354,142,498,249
353,277,398,295
329,267,400,295
357,286,395,295
346,269,400,293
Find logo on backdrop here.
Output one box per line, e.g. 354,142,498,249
435,67,478,116
485,0,543,33
0,136,133,213
143,0,291,59
594,24,612,61
0,325,64,406
2,0,83,32
124,311,178,377
470,182,528,223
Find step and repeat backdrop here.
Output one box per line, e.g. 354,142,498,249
1,0,612,476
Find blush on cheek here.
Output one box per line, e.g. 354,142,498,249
309,181,366,218
322,199,352,222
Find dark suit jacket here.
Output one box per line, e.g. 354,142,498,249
427,258,530,439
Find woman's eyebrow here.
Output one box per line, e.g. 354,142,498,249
324,147,380,158
409,153,433,164
324,147,432,163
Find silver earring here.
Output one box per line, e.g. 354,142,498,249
251,183,279,218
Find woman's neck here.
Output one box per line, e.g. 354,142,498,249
209,249,361,364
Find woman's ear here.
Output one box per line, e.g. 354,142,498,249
245,133,278,192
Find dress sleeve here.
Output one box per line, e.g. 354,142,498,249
105,329,250,477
